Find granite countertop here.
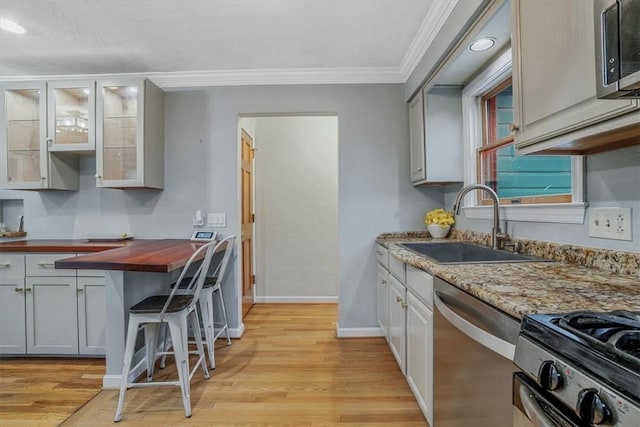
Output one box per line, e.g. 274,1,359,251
377,233,640,320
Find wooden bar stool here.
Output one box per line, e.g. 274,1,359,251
114,240,219,422
161,235,236,370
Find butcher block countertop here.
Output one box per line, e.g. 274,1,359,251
0,239,223,273
378,231,640,320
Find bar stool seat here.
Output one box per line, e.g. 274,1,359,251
114,240,220,422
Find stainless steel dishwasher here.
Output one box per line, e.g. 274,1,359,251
433,277,520,427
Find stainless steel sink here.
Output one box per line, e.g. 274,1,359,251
399,242,550,264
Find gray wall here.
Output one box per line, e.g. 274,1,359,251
1,84,444,331
444,145,640,252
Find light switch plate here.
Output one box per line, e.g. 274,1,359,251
588,207,632,241
207,213,226,227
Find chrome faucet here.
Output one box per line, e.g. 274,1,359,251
452,184,508,250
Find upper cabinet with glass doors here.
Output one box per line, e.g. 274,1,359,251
96,78,164,189
0,81,78,190
47,80,96,152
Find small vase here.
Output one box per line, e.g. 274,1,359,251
427,224,450,239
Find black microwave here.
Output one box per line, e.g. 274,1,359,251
595,0,640,99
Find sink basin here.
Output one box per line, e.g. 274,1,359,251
399,242,550,264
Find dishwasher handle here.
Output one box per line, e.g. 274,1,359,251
434,290,515,360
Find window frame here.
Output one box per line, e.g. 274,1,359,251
460,49,586,224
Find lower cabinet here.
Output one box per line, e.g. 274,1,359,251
376,265,390,339
0,252,105,356
406,291,434,426
26,276,79,354
383,254,434,425
388,275,407,373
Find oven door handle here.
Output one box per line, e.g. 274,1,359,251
519,384,559,427
434,291,515,360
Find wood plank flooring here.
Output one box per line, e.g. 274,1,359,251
4,304,427,426
0,357,104,426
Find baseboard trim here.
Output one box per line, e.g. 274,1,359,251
254,296,338,303
336,326,384,338
228,324,244,338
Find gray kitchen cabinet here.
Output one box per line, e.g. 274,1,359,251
96,77,165,189
0,81,79,190
0,254,26,354
511,0,640,155
0,252,105,356
25,276,79,354
77,276,106,355
409,86,464,185
376,244,390,340
405,266,434,426
388,274,407,373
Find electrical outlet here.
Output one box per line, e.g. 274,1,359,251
588,207,632,241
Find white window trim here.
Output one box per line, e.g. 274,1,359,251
460,49,586,224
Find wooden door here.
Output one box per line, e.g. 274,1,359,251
241,129,255,316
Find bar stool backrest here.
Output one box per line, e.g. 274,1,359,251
159,240,220,319
208,235,237,289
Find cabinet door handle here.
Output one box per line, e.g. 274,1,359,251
95,174,102,179
0,263,10,268
396,296,403,303
401,302,408,308
76,288,84,294
14,287,23,293
41,177,47,181
381,279,387,284
37,262,56,268
415,167,423,172
376,250,383,255
25,288,32,293
508,123,520,132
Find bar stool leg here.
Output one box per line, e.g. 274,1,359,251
190,310,210,379
114,316,141,422
168,315,192,418
198,291,215,369
144,323,160,381
216,286,232,345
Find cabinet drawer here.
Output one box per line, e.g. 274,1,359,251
406,264,433,309
26,253,76,277
389,255,406,282
0,254,25,279
375,244,388,269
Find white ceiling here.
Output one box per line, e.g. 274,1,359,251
0,0,459,87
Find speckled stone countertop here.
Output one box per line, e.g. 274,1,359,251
377,230,640,320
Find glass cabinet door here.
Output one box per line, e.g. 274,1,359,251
96,80,142,185
47,80,95,152
0,82,47,188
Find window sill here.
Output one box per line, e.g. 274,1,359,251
462,203,587,224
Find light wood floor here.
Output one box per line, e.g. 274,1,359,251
0,357,104,426
4,304,427,426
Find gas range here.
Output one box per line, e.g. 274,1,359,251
514,311,640,426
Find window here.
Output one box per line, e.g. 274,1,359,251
477,78,573,205
461,49,585,224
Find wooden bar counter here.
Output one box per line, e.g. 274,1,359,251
0,239,226,389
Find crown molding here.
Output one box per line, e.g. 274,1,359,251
0,67,404,89
399,0,459,81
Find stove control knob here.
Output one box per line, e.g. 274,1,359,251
538,361,563,391
577,389,611,425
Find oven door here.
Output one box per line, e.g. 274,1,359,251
513,373,586,427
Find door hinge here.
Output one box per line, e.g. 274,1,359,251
251,213,255,223
252,274,256,284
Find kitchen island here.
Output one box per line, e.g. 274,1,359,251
0,239,227,389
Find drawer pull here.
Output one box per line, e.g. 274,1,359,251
0,263,10,268
37,262,56,268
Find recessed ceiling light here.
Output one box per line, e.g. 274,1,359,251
0,18,26,34
469,37,495,52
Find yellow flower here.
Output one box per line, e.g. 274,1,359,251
424,208,455,226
